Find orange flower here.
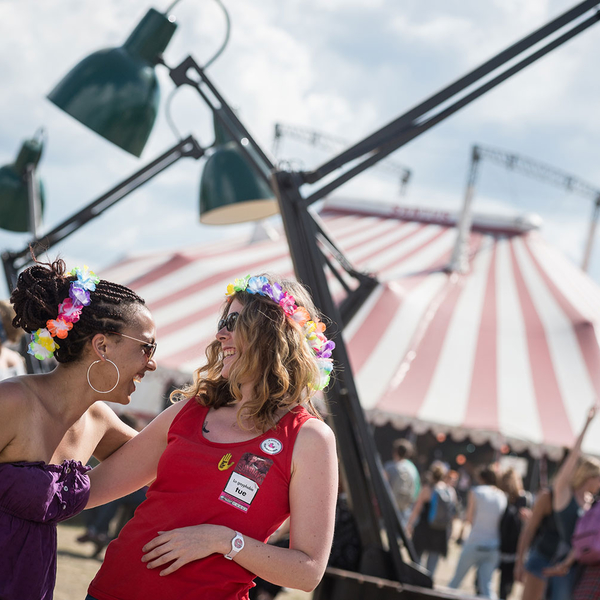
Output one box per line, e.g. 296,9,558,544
46,318,73,339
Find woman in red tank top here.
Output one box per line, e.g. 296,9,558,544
85,275,339,600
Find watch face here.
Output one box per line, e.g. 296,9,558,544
234,538,244,550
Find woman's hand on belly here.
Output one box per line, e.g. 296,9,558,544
141,524,233,575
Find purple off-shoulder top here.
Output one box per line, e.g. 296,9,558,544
0,459,91,600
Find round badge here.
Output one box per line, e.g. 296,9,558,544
260,438,283,455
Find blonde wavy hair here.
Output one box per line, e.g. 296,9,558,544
572,456,600,490
172,275,330,432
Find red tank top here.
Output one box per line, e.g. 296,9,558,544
89,399,314,600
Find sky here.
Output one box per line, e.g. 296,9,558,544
2,0,600,298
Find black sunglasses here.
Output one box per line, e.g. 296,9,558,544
218,312,239,332
107,331,157,361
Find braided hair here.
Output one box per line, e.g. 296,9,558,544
11,257,146,363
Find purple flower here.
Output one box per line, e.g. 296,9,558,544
318,340,336,359
69,282,91,306
262,282,284,303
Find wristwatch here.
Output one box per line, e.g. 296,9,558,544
224,531,245,560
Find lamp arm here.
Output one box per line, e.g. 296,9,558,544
301,0,600,189
3,135,204,286
301,8,600,205
167,56,275,178
202,0,231,70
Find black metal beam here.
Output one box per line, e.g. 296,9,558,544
303,9,600,206
272,170,429,587
303,0,600,185
168,56,275,182
2,136,204,288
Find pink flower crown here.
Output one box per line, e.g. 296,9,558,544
226,275,335,390
28,266,100,360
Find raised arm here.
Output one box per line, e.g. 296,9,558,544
87,400,187,508
141,419,339,592
553,402,597,512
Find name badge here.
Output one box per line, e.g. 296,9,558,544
219,452,273,513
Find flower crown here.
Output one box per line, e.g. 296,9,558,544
226,275,335,390
28,266,100,360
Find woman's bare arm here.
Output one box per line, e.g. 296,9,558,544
553,403,597,512
87,400,188,507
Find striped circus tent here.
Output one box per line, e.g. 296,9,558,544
103,198,600,459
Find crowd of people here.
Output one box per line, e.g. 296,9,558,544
384,406,600,600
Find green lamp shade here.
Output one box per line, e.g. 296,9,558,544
47,9,177,157
199,143,279,225
0,138,45,233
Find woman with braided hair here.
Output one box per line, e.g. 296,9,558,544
0,258,157,600
85,274,338,600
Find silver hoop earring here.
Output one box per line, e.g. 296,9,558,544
87,359,120,394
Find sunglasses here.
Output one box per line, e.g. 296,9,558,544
107,331,157,361
217,312,239,333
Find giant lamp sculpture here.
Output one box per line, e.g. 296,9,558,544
48,5,278,223
10,0,600,596
0,131,45,235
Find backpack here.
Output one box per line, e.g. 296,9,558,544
428,486,454,530
385,461,418,512
572,500,600,564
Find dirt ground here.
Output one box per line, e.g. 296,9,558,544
55,522,522,600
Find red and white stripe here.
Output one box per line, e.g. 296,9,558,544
103,201,600,458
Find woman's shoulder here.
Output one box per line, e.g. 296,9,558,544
158,396,203,431
0,378,37,454
0,377,34,410
293,417,336,458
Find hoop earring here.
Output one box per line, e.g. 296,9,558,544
87,359,120,394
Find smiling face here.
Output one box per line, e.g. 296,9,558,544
96,305,157,405
217,298,243,380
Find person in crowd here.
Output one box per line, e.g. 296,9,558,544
547,403,600,599
448,465,507,599
445,469,460,509
77,413,148,557
407,460,454,579
0,299,26,380
0,258,157,600
84,274,339,600
384,438,420,526
513,488,560,600
514,486,560,600
543,495,600,600
498,468,532,599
